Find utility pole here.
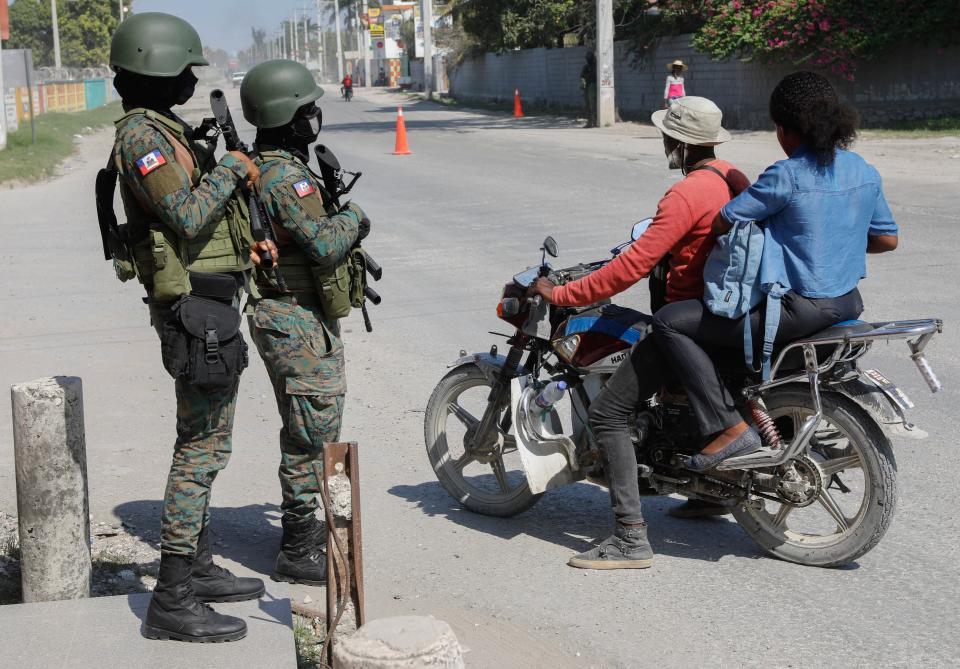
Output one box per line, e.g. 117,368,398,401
50,0,62,70
316,0,325,80
421,0,434,97
595,0,615,127
302,10,310,69
117,0,124,23
360,0,370,87
333,0,344,82
0,34,6,151
293,11,300,62
282,22,289,59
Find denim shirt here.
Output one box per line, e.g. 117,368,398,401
720,147,898,299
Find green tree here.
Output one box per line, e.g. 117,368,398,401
60,0,118,67
6,0,54,66
7,0,124,68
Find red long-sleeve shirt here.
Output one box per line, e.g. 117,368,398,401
552,160,750,307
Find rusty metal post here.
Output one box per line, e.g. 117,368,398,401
316,442,365,666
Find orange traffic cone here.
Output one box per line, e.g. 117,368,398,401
393,106,412,155
514,89,524,118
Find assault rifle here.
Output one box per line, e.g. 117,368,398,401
209,89,286,290
314,144,383,332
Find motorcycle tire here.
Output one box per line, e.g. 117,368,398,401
732,388,897,568
424,364,542,517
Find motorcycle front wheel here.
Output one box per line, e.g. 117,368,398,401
732,388,898,568
424,364,541,517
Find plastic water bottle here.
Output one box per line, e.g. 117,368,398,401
532,380,567,415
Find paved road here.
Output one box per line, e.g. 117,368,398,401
1,82,958,667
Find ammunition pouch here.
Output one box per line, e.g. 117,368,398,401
313,257,352,320
160,294,248,389
308,247,369,320
188,271,241,301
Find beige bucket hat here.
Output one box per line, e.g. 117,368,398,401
667,59,688,71
651,96,732,146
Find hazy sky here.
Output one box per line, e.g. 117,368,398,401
132,0,313,54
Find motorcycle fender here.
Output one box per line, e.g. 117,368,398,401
447,352,528,384
837,372,928,441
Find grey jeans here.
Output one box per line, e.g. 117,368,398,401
587,335,666,526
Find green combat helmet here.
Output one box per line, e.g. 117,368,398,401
110,12,208,77
241,60,324,129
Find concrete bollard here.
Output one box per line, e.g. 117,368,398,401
333,615,466,669
11,376,91,602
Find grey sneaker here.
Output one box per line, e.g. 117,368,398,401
568,524,653,570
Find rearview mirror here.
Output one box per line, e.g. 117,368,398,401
631,218,653,241
542,236,559,258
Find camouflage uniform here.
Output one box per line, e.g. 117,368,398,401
249,148,360,523
114,109,252,556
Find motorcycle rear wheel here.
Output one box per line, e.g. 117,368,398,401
424,364,541,517
732,388,898,568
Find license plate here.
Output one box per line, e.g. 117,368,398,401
865,369,915,410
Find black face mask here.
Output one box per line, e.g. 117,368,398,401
290,103,322,143
115,67,197,111
172,69,198,106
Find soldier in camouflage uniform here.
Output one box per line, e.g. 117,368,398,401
239,60,370,585
109,12,268,642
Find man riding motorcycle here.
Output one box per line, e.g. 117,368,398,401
529,96,750,569
341,74,353,100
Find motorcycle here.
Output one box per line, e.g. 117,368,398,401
424,221,943,567
341,85,353,101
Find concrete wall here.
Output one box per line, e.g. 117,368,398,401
449,35,960,128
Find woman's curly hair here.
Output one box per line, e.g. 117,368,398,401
769,71,858,165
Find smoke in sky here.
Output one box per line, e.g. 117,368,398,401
132,0,316,54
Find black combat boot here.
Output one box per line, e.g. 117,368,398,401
191,526,265,603
272,515,327,586
144,553,248,642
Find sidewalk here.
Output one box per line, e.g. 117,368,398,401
0,581,295,668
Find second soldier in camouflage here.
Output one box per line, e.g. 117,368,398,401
240,60,370,585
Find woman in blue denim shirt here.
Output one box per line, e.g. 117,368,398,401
653,71,900,470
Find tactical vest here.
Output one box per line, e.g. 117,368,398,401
113,108,254,301
254,151,352,316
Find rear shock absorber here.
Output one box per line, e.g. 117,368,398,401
747,398,783,450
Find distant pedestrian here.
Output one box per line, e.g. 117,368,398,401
581,51,597,128
664,59,687,108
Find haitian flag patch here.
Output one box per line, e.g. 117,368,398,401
135,148,166,176
293,179,315,198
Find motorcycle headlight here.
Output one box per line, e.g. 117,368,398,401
553,334,580,363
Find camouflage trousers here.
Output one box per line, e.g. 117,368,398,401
249,298,346,523
149,298,239,556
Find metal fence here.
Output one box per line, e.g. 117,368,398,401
3,50,117,134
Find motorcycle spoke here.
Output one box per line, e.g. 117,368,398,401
453,452,476,473
491,456,512,493
773,503,793,528
817,489,850,532
819,454,862,478
448,402,479,430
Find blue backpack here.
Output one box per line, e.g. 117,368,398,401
699,168,787,380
